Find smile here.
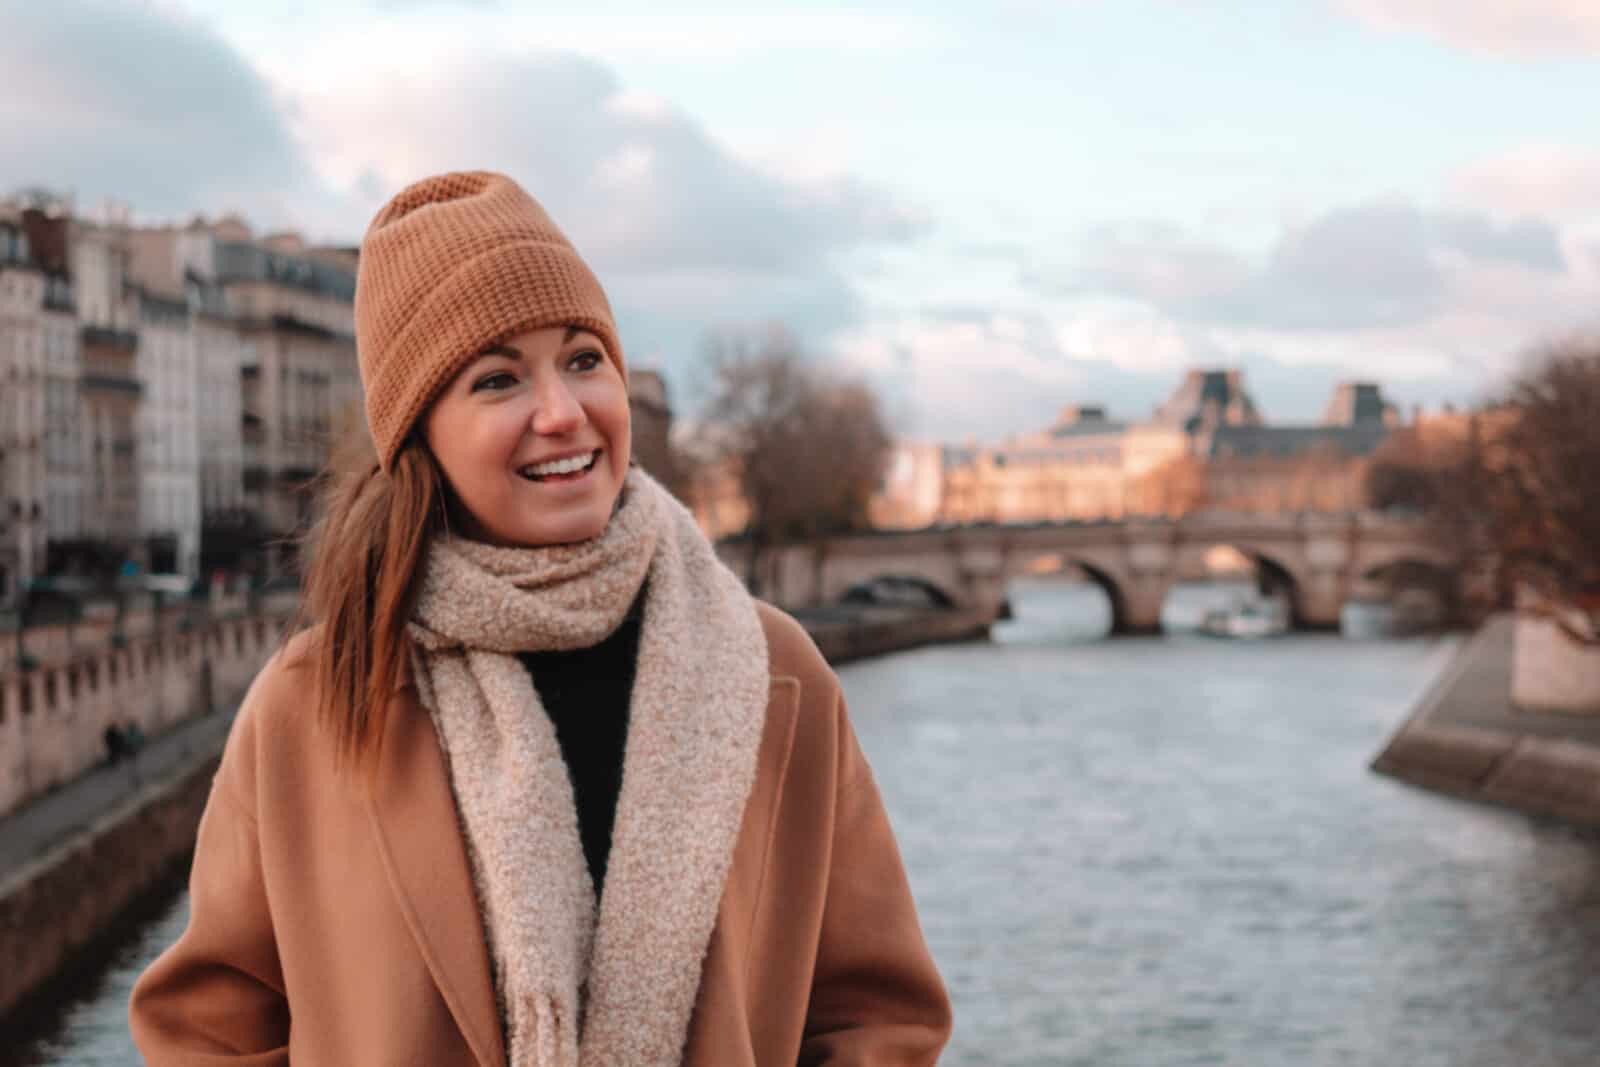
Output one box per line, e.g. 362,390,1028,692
518,449,601,482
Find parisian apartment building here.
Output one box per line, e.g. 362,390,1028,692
0,191,361,604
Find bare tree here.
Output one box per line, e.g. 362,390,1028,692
692,327,891,592
1486,340,1600,641
1366,337,1600,640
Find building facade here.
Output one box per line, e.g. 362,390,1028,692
190,280,250,525
134,224,359,568
0,218,47,602
133,287,200,575
218,238,359,551
71,222,145,567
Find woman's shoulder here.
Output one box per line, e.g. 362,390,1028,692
245,625,323,716
216,626,330,794
752,601,837,694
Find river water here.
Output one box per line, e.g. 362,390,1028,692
15,581,1600,1065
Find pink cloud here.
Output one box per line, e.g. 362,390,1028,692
1342,0,1600,57
1451,145,1600,223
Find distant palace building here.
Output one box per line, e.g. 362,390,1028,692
870,370,1401,530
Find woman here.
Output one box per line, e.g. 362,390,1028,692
129,171,950,1066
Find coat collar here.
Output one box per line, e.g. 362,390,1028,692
363,685,507,1067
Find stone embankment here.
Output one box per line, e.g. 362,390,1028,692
795,603,994,664
0,599,984,1033
0,721,224,1032
0,598,292,820
1371,614,1600,828
0,602,294,1032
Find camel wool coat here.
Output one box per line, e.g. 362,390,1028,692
129,603,951,1065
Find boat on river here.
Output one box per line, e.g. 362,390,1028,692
1199,593,1290,639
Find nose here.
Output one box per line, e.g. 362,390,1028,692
529,372,585,436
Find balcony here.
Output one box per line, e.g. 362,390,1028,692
80,325,138,351
80,374,143,396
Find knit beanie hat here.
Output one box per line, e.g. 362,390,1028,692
354,171,625,471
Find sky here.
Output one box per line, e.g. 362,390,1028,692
3,0,1598,438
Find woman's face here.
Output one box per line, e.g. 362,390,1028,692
422,325,631,548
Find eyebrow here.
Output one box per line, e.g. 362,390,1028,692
480,326,585,361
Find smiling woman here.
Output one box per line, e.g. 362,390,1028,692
423,325,632,548
126,171,950,1067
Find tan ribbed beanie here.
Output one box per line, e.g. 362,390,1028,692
355,171,625,471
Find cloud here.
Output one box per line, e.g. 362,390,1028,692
835,310,1091,439
0,0,341,229
376,0,498,8
1451,145,1600,224
1049,199,1571,332
1341,0,1600,58
1042,221,1250,309
946,190,1600,428
827,294,1475,435
1053,298,1198,375
282,7,942,70
1430,211,1566,271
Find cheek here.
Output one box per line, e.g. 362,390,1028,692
595,387,631,439
433,416,521,494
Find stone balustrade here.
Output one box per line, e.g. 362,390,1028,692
0,608,293,819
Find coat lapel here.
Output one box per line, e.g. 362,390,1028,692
364,685,507,1067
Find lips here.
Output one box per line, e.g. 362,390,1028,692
517,448,601,481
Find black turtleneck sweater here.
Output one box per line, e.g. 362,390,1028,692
515,606,640,892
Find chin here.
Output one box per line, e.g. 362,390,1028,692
519,508,612,547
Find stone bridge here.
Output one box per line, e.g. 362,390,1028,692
718,512,1454,634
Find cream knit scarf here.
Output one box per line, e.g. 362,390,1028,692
406,468,769,1067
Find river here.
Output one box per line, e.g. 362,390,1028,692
15,580,1600,1065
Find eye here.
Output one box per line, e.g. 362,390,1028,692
470,371,517,392
568,348,603,372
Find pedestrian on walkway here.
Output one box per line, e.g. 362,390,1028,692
129,171,950,1066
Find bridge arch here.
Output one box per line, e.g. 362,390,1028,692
839,573,959,609
1072,558,1137,635
987,550,1134,637
1003,547,1146,635
1169,539,1309,628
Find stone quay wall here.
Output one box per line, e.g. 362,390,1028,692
0,743,219,1026
0,603,292,820
0,591,255,675
800,605,993,665
1371,615,1600,829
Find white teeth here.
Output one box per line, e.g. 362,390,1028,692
521,451,597,478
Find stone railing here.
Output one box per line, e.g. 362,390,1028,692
0,589,261,671
0,605,295,820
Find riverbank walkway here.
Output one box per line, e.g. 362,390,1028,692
0,707,234,877
1372,614,1600,827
